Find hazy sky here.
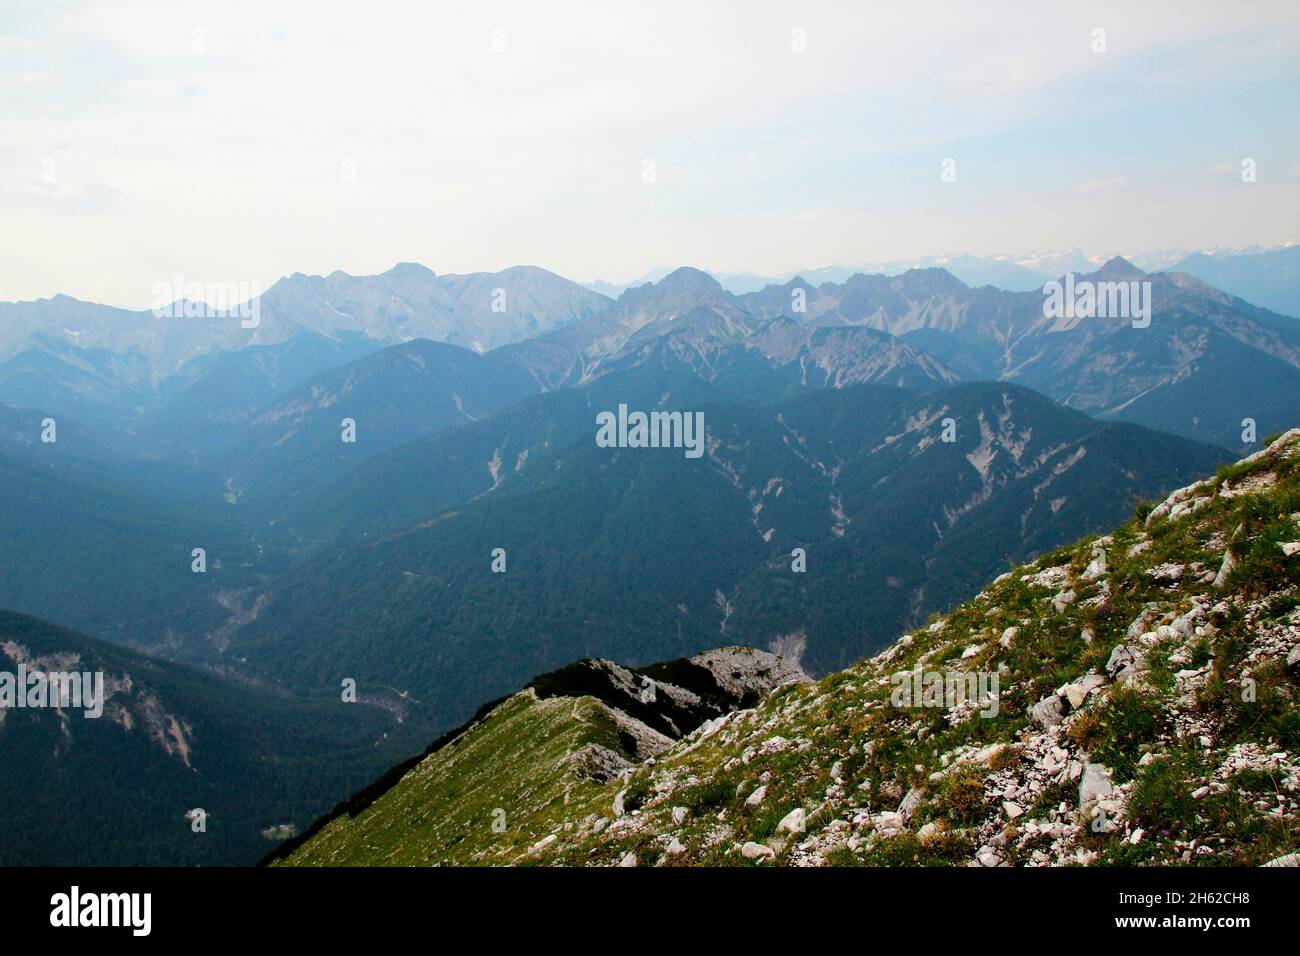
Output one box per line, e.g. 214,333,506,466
3,0,1299,307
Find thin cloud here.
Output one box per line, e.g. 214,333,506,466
2,0,1298,304
1074,177,1127,193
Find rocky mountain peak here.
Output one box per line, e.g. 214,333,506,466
650,266,727,297
1086,256,1147,281
383,261,438,280
896,265,967,291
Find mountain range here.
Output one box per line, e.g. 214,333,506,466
4,253,1296,472
588,244,1300,316
2,248,1297,866
0,263,609,444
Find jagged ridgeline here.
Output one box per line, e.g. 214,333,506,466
275,431,1300,867
265,648,806,865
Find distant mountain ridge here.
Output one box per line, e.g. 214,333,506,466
0,263,610,446
0,262,610,370
3,250,1295,467
1170,245,1300,318
587,243,1300,303
735,259,1300,450
497,266,959,393
499,258,1300,452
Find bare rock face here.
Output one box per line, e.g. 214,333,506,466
687,647,809,700
528,647,809,754
562,744,636,783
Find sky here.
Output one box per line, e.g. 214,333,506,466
2,0,1299,308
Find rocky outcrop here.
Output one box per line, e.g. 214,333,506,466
529,647,808,749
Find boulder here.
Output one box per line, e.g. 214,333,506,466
1082,549,1107,581
873,811,903,835
1029,694,1065,728
917,821,944,846
777,807,806,835
1147,563,1184,583
1078,762,1113,807
1126,608,1156,640
1105,644,1146,680
1212,550,1236,589
529,834,558,854
898,786,926,823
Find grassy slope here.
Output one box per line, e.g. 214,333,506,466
273,692,628,866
